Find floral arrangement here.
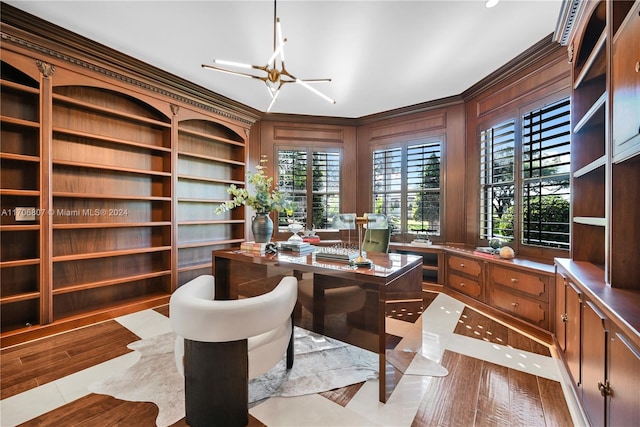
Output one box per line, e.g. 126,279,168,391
216,155,294,215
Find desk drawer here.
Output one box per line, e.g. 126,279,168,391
447,255,482,277
448,272,482,299
489,286,548,329
489,265,549,302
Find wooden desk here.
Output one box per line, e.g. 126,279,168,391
212,249,423,403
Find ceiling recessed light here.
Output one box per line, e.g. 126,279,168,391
486,0,500,8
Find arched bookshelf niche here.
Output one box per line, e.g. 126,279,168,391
176,119,246,286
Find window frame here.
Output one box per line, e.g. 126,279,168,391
371,136,444,242
272,144,344,240
478,93,571,259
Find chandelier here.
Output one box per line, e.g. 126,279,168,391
202,1,335,112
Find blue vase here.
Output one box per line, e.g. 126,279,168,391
252,213,273,243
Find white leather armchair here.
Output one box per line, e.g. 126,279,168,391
169,274,298,427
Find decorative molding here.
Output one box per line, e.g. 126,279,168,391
462,34,564,102
553,0,582,46
369,113,446,141
567,42,574,64
35,59,55,77
0,4,260,126
170,104,180,116
272,125,344,143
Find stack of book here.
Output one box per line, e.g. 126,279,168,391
240,241,270,254
278,241,316,255
315,247,361,262
473,247,498,259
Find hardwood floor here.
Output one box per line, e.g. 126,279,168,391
1,293,575,426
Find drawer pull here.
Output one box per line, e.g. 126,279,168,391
460,282,466,287
511,302,519,307
510,278,518,283
460,263,465,268
635,61,640,73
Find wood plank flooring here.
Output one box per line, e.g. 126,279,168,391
1,294,574,426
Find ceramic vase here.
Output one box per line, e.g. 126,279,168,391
252,213,273,243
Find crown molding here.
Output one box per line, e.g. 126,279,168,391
461,33,564,102
0,2,261,126
553,0,582,46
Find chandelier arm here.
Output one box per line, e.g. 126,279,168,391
295,78,332,83
201,64,267,82
266,39,287,66
266,84,283,112
288,71,336,104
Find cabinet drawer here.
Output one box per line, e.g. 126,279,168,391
448,255,482,277
489,266,549,301
448,273,482,299
489,286,548,330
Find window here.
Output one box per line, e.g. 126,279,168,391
373,140,442,237
521,99,571,249
277,148,341,230
480,97,571,250
480,120,516,242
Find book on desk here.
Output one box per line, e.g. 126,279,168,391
278,241,316,255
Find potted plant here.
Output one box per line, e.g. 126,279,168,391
216,155,294,243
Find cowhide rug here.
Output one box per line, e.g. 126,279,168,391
88,327,379,427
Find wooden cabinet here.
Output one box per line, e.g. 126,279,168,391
560,0,640,289
608,331,640,426
487,264,550,330
611,1,640,162
446,254,483,300
555,2,640,423
556,272,582,387
555,260,640,427
581,301,607,426
565,280,582,388
390,243,443,288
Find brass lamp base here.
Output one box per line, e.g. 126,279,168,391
354,215,369,264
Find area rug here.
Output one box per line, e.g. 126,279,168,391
88,327,379,427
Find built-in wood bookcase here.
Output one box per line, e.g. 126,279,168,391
567,0,639,289
50,86,173,320
0,61,42,332
176,119,246,286
555,1,640,423
609,0,640,289
570,0,608,267
0,5,256,344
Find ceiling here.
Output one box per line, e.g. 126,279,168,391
5,0,563,118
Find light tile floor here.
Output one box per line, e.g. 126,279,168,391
1,293,588,426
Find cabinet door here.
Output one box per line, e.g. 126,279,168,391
608,332,640,427
582,301,607,427
566,282,581,387
555,272,568,350
612,2,640,161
